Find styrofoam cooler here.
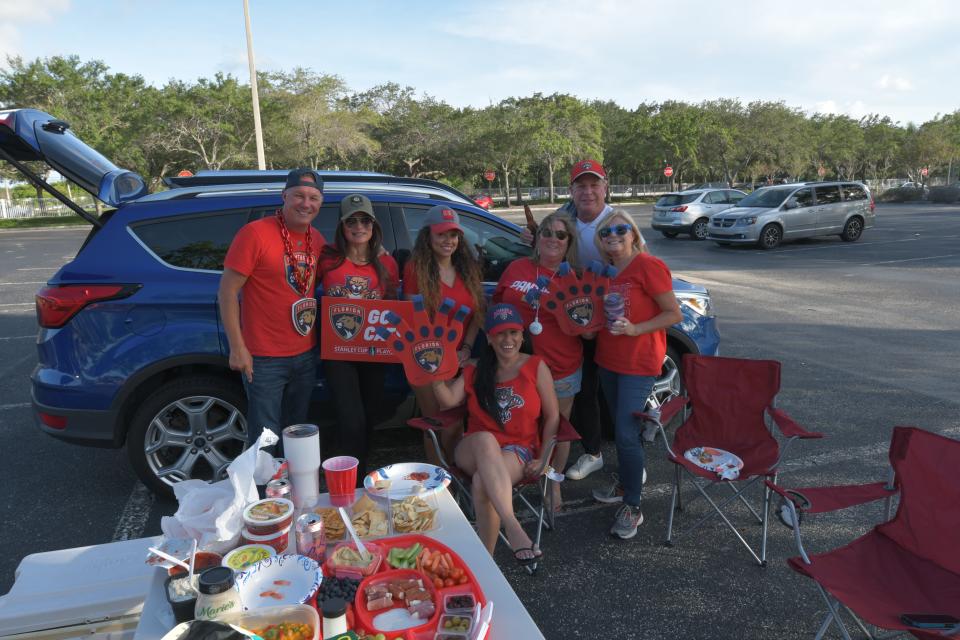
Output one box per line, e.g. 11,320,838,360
0,536,160,638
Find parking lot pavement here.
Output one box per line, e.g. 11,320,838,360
2,204,960,638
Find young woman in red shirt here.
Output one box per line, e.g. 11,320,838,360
431,304,559,564
402,205,485,463
493,211,581,511
593,210,682,540
318,194,399,480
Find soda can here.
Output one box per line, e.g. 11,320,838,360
295,512,326,563
265,478,292,500
273,457,289,480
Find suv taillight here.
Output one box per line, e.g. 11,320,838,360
671,206,688,212
869,198,876,213
35,284,139,328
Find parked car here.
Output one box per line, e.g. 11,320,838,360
707,181,875,249
2,108,720,496
472,193,494,209
651,188,746,240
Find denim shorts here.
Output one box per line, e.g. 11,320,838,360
502,444,535,465
552,367,583,399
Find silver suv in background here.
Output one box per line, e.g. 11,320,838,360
707,181,876,249
652,189,746,240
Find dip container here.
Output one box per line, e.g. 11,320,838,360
164,574,198,623
222,544,276,571
241,523,292,554
167,551,223,578
243,497,295,535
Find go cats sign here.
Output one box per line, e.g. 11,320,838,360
319,297,411,363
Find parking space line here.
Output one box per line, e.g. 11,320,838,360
112,483,155,541
0,303,34,307
0,402,30,411
862,253,960,265
0,335,34,341
0,281,45,286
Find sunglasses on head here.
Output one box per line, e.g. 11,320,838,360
539,228,569,241
344,216,374,228
599,224,632,238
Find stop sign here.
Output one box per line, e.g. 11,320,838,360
663,166,674,178
921,167,929,177
484,170,496,182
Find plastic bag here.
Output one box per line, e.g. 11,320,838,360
161,428,280,554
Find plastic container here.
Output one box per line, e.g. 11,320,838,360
217,603,320,640
164,574,198,624
243,498,295,535
222,544,276,572
324,541,383,580
167,551,223,577
241,523,292,554
436,613,472,637
443,593,476,615
388,492,441,535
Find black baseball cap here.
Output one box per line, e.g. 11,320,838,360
284,168,324,193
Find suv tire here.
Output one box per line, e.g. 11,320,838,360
691,218,709,241
127,375,248,497
758,224,782,250
840,217,864,242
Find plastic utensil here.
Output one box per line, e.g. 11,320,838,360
337,506,370,561
471,601,493,640
187,539,197,586
148,546,191,571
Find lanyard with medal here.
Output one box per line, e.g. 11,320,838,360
276,210,317,337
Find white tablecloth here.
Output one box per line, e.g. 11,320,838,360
133,489,543,640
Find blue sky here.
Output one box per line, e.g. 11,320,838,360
3,0,958,125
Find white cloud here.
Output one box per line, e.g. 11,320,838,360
876,74,913,91
0,0,70,61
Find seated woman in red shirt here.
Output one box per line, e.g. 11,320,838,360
432,304,559,564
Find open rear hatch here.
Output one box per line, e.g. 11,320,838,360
0,108,148,226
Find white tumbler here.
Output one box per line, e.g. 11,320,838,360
282,424,321,509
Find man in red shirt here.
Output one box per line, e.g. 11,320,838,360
219,169,326,447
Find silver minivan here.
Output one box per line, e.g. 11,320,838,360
707,181,876,249
652,188,746,240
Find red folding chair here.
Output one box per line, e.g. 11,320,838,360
654,355,824,565
768,427,960,640
408,409,580,574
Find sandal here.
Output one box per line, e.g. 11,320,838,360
513,547,543,566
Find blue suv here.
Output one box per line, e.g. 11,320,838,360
1,108,720,496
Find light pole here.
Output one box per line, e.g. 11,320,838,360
243,0,266,170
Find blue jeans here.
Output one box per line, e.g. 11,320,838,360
243,349,316,449
598,367,656,508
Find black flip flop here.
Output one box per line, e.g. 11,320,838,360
513,547,543,566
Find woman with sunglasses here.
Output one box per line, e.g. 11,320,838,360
318,194,399,480
493,211,581,510
592,210,682,540
402,205,485,463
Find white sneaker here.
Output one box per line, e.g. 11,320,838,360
565,453,603,480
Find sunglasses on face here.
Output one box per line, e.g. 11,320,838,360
344,216,374,228
539,228,569,241
599,224,632,238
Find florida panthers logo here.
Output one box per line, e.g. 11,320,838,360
564,298,594,326
495,386,524,424
283,251,315,294
329,304,364,340
292,297,317,336
414,341,443,373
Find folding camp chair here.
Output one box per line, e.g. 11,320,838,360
768,426,960,640
408,409,580,574
653,355,824,566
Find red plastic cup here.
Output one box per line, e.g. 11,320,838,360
323,456,359,506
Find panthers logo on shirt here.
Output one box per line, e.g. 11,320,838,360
414,341,443,373
329,303,364,341
495,386,524,423
283,251,316,294
328,274,379,299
